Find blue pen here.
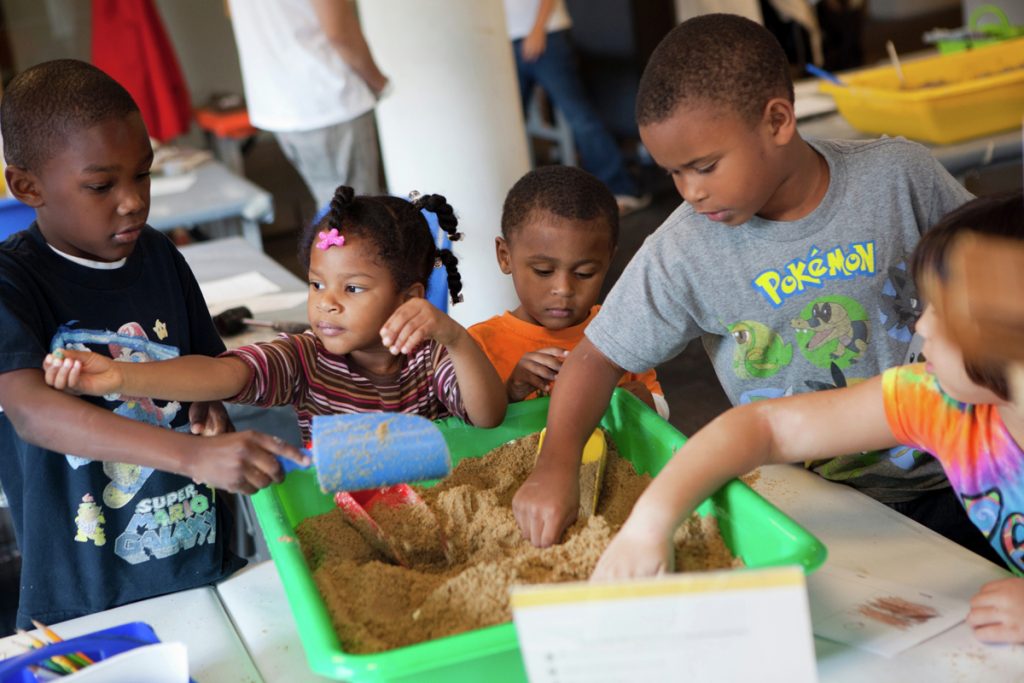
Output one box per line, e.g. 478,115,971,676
805,63,844,86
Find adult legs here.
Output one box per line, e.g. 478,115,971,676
274,110,382,210
521,30,638,197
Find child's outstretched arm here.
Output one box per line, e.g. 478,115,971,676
968,578,1024,644
513,337,625,547
0,368,307,493
380,298,507,427
593,375,899,580
43,349,252,402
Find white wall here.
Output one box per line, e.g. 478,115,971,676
358,0,526,326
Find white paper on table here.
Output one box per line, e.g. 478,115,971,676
808,565,969,658
207,291,309,317
512,566,818,683
200,271,280,312
150,173,197,197
794,79,838,120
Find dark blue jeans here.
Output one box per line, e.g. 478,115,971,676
513,30,638,197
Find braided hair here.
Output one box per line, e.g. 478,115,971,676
299,186,465,305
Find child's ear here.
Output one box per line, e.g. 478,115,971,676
5,166,43,207
404,282,426,300
762,97,797,146
495,236,513,275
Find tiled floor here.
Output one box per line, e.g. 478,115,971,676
246,138,731,438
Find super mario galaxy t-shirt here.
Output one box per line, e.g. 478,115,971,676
882,363,1024,574
0,224,244,628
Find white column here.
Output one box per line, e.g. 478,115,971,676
358,0,527,327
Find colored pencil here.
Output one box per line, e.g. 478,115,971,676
15,635,71,676
30,619,96,666
17,630,79,673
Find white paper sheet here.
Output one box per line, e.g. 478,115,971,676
513,566,817,683
794,79,838,120
207,291,309,317
808,565,969,658
150,173,197,197
200,271,280,311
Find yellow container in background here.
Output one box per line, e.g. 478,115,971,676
819,37,1024,144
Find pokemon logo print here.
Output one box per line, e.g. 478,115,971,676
752,241,876,308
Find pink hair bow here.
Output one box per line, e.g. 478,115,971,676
316,228,345,250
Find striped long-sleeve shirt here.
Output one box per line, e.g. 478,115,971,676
222,332,468,442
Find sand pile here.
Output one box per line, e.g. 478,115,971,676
296,432,740,653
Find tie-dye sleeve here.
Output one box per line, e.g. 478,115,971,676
881,363,960,465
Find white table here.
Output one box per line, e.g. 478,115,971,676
150,161,274,251
179,237,307,349
2,465,1020,680
217,562,333,683
754,464,1024,680
0,588,261,682
215,464,1024,682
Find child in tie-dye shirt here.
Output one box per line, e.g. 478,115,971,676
594,191,1024,645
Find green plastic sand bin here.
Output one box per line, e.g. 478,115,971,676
252,389,827,682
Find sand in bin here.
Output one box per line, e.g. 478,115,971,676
296,432,741,654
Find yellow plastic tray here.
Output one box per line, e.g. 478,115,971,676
820,38,1024,144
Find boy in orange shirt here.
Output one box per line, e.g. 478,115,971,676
469,165,668,418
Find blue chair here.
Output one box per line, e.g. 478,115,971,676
312,204,450,312
0,197,36,241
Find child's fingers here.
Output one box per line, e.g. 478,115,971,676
48,357,75,391
260,433,309,468
971,621,1020,644
523,353,563,376
966,604,1001,628
535,347,570,359
519,371,549,392
397,328,427,355
387,312,432,355
67,359,82,388
380,300,425,345
521,357,559,381
244,462,276,490
42,354,61,387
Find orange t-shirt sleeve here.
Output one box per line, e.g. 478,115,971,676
622,368,663,397
468,318,519,382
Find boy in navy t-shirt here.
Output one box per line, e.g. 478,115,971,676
0,59,305,628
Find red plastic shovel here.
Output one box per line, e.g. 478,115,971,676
335,485,452,567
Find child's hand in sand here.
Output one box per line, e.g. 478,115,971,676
507,347,568,402
43,349,123,396
592,515,673,580
968,577,1024,644
512,458,580,547
381,298,466,355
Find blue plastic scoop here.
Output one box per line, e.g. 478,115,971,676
277,413,451,492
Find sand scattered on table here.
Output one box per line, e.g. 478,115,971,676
296,432,741,653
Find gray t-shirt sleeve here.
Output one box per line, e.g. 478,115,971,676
903,141,974,232
586,220,702,373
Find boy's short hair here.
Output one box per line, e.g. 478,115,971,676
911,191,1024,401
501,165,619,247
636,13,794,127
1,59,140,171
